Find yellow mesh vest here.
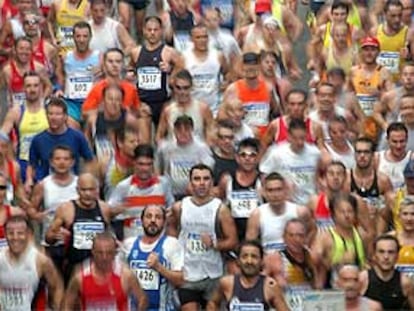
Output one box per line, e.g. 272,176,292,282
55,0,88,55
376,24,408,81
272,0,287,35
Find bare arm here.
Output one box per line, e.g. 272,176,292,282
124,267,148,311
0,105,19,134
245,208,260,240
62,272,81,311
282,8,303,42
27,181,44,221
167,202,181,237
117,23,137,55
215,205,238,252
38,253,64,310
206,278,227,311
266,277,290,311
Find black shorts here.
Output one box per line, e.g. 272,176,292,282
178,278,219,306
119,0,149,10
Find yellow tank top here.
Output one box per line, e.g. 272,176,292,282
397,244,414,273
376,24,408,80
325,44,354,75
55,0,88,54
347,3,362,30
272,0,287,35
352,65,382,116
393,187,405,233
329,227,366,268
280,251,310,286
18,106,48,161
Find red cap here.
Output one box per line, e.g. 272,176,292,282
360,36,380,49
255,0,272,13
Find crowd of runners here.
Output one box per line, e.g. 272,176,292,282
2,0,414,309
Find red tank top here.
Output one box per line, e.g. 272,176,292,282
315,193,331,218
0,205,12,239
32,37,48,71
81,261,128,311
274,117,316,143
9,59,35,93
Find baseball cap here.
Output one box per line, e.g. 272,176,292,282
404,159,414,178
255,0,272,14
360,37,380,49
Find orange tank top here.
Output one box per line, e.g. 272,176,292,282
234,77,271,137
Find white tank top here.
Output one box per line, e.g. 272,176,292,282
168,100,205,140
179,197,223,281
89,17,120,53
324,141,355,169
0,245,39,311
42,175,78,244
10,18,25,40
378,150,411,190
185,48,221,114
308,107,347,142
259,202,298,254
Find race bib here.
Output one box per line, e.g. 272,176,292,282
186,233,207,255
230,191,258,218
19,134,35,161
192,73,216,91
11,92,26,107
243,102,270,127
67,75,93,99
137,67,162,90
263,242,285,253
0,288,27,309
174,31,191,53
73,222,104,250
85,300,117,311
356,94,376,116
377,51,400,74
229,302,264,311
130,260,160,290
57,26,74,47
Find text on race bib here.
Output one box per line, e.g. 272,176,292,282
129,260,160,290
73,222,105,250
137,67,162,90
186,233,207,255
377,51,400,74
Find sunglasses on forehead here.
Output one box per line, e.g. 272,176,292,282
23,19,39,26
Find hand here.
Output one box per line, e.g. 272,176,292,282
201,233,214,249
24,180,34,196
55,227,71,241
159,61,171,73
147,252,160,270
54,90,64,98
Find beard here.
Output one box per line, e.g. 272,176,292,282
143,224,162,237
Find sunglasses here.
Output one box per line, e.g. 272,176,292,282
23,19,39,26
0,185,7,190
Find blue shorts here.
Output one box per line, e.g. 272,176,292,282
65,98,82,123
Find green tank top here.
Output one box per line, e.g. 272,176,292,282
329,227,366,268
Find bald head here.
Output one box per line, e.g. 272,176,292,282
78,173,99,188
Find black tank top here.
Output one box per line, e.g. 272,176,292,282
169,10,194,33
229,171,260,242
95,110,126,139
135,44,168,103
68,200,106,266
228,274,270,310
364,269,409,310
212,149,237,186
350,170,380,198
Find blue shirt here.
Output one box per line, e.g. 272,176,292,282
29,128,94,181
